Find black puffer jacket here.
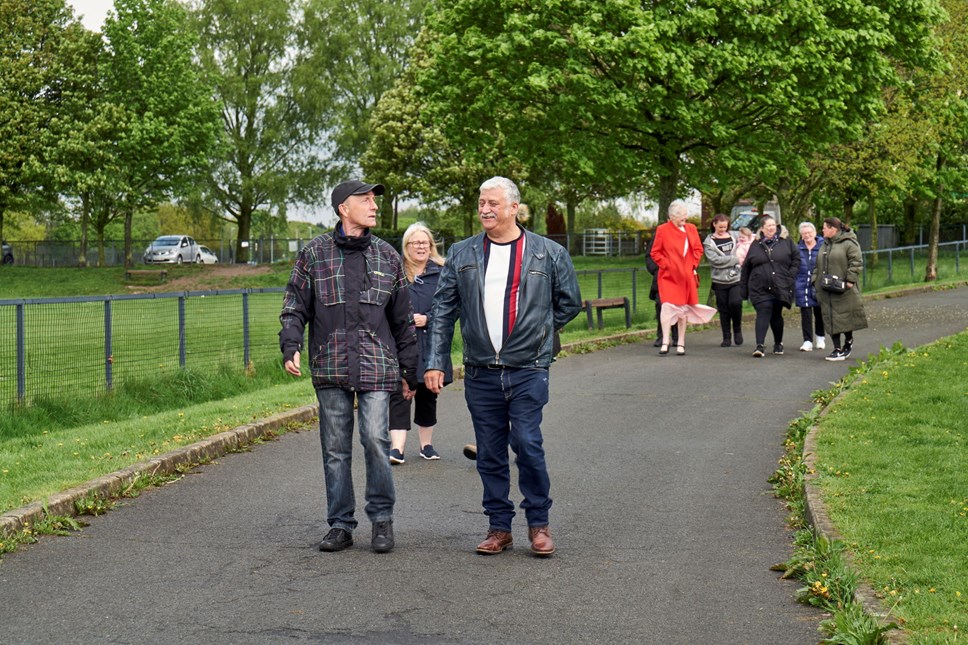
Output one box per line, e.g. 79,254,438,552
740,229,800,308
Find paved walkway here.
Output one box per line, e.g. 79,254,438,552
1,287,966,644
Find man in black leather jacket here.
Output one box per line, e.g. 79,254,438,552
425,176,582,557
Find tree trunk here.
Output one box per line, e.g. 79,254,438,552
925,153,944,282
656,167,679,223
124,210,134,269
236,205,253,263
79,193,90,268
842,196,855,226
566,199,577,255
903,198,918,246
868,195,879,269
97,229,106,267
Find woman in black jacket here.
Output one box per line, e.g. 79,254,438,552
740,216,800,357
388,223,453,464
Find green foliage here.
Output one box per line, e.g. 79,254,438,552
416,0,946,219
191,0,331,262
74,492,115,516
0,0,81,239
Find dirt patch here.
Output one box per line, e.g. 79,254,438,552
125,264,274,293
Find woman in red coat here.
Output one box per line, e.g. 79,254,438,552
649,200,716,355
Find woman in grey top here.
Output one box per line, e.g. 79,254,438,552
703,214,744,346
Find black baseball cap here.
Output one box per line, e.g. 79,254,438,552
331,180,385,212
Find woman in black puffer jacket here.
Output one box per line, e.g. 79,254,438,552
740,216,800,357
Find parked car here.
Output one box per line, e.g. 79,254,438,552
729,201,782,234
143,235,201,264
1,240,13,265
198,245,219,264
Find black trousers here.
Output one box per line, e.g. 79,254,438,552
799,305,824,341
713,282,743,339
753,300,785,346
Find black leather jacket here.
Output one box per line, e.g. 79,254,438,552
425,228,582,369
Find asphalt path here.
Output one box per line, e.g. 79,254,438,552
1,287,966,644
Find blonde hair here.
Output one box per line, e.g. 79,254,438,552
738,226,754,239
401,222,444,282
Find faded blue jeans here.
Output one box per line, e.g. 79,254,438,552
464,366,552,532
315,388,394,533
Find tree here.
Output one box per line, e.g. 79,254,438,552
415,0,945,220
909,0,968,280
0,0,77,240
192,0,330,263
302,0,428,229
361,38,517,236
98,0,221,267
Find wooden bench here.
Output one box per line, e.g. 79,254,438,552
584,297,631,330
125,269,168,282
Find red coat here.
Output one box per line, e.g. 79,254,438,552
650,221,703,305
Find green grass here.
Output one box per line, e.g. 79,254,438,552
812,331,968,644
0,375,315,513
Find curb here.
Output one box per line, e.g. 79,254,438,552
803,398,907,644
0,404,318,540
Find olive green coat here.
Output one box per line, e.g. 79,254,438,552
812,229,868,335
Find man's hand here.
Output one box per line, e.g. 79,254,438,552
284,351,302,377
413,313,428,328
424,369,445,394
401,380,415,400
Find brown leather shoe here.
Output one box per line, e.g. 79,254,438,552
528,525,555,556
476,529,513,555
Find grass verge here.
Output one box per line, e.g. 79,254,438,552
0,377,315,515
771,334,968,644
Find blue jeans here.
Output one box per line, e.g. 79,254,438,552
315,388,394,532
464,366,552,532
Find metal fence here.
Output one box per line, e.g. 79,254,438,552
3,225,965,266
0,289,287,408
2,238,965,409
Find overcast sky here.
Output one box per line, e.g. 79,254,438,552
67,0,113,31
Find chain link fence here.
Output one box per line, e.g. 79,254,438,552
2,238,964,409
1,289,286,408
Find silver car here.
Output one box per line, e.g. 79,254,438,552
198,245,219,264
1,240,12,265
143,235,201,264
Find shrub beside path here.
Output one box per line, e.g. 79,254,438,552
0,285,965,644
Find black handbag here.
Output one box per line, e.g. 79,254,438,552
820,273,848,293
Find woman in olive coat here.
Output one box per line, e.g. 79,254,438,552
813,217,868,361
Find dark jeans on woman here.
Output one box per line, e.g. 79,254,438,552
713,282,743,341
799,305,824,341
753,299,785,347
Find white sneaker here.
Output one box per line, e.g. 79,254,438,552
815,336,826,350
799,340,813,352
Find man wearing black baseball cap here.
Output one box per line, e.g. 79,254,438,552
280,178,417,554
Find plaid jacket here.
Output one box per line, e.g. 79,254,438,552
279,226,417,391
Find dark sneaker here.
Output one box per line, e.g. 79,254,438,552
825,349,846,362
389,449,405,465
371,520,394,553
420,444,440,460
773,343,784,355
842,342,853,358
318,528,353,552
652,337,662,347
720,338,731,347
752,345,765,358
733,332,744,346
463,444,478,460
